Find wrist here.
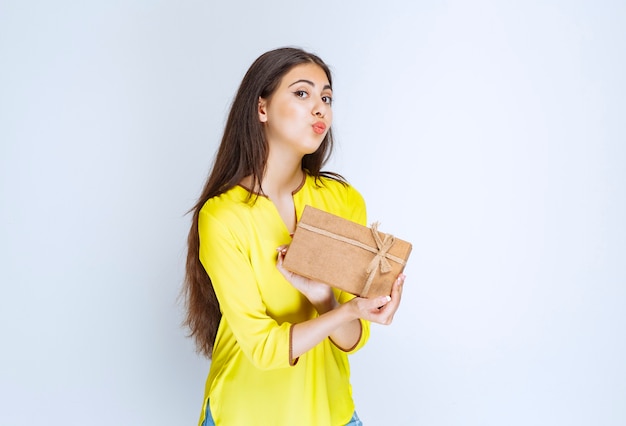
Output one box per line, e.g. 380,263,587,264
337,298,360,322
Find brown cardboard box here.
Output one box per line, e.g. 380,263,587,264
282,205,412,298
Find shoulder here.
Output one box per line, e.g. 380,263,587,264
199,186,255,232
307,174,362,198
301,173,367,225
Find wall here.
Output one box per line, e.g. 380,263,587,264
1,1,624,425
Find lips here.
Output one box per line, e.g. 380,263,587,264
312,122,326,135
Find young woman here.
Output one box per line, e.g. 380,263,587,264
183,47,405,426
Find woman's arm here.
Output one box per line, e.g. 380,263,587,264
277,247,406,359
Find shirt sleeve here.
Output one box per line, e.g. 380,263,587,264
198,208,293,370
335,291,371,353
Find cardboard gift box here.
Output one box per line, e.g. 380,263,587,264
282,205,412,298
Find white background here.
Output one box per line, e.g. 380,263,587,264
1,1,624,425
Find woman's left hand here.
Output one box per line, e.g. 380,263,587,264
276,245,336,312
346,273,405,326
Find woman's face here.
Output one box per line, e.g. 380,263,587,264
258,63,333,157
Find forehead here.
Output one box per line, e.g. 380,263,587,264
280,63,331,89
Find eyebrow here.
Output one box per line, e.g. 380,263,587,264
288,79,332,91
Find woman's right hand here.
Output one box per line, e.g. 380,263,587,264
276,245,336,313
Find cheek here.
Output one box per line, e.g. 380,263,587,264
275,103,301,123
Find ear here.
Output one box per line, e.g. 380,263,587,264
258,97,268,123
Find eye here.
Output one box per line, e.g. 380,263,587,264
294,90,309,99
322,95,333,105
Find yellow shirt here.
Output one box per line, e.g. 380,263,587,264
197,174,370,426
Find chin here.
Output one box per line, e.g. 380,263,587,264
302,143,324,156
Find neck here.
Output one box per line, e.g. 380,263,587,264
241,149,304,197
260,155,304,198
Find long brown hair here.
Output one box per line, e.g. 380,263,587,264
182,47,345,358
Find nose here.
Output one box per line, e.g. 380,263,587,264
312,99,328,118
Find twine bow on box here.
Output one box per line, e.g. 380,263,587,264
362,222,395,295
296,221,407,296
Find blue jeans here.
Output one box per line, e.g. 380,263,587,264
201,401,363,425
346,411,363,426
201,401,215,426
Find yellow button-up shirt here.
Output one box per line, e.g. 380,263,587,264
197,174,370,426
